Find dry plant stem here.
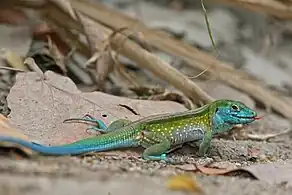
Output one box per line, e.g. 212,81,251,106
114,63,141,88
0,66,25,72
0,0,45,9
246,129,292,141
109,34,214,103
210,0,292,20
46,0,213,104
47,36,67,73
24,58,47,80
188,0,217,79
70,0,292,119
50,0,115,86
76,14,114,85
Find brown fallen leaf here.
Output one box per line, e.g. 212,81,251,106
32,23,72,57
178,161,292,185
195,165,236,175
174,160,292,184
174,164,236,176
7,71,186,147
167,174,204,194
0,114,28,140
237,161,292,185
76,8,115,87
3,50,28,71
0,114,32,155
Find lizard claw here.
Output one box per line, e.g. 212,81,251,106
85,127,104,135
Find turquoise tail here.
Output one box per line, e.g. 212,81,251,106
0,134,137,156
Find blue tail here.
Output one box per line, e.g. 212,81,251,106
0,136,133,156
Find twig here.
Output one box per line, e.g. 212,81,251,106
108,31,214,103
211,0,292,20
24,57,48,80
188,0,218,79
200,0,219,57
68,0,213,104
44,0,213,104
0,66,25,72
70,0,292,119
246,128,292,141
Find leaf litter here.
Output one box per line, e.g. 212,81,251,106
4,69,186,148
1,68,292,186
0,114,32,155
173,160,292,186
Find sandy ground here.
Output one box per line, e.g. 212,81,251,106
1,1,292,194
1,135,292,195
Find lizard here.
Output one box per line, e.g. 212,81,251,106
0,99,260,161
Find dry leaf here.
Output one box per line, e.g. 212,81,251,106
0,114,28,140
7,71,186,146
195,165,236,175
0,114,32,155
32,23,71,56
3,50,28,71
47,37,67,73
174,164,236,176
215,0,292,19
237,161,292,185
77,11,114,85
70,0,292,120
167,174,204,194
174,161,292,186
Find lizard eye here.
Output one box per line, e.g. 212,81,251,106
231,105,239,111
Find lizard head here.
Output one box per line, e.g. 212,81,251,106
211,99,260,126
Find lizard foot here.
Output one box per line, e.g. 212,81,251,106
143,154,175,163
63,114,108,133
85,127,105,135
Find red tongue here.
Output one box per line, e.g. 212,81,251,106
254,116,264,120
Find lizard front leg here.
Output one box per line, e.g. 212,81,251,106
198,129,212,157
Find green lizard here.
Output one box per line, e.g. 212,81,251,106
0,99,260,161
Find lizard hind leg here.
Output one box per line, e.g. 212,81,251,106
141,132,172,162
86,118,132,135
64,114,132,134
186,140,202,148
63,114,107,129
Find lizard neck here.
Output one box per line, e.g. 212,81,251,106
211,113,234,134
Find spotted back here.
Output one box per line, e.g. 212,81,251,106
144,113,210,145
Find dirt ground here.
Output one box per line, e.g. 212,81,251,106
1,122,292,195
1,0,292,194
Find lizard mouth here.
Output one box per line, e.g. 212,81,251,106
232,115,262,120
